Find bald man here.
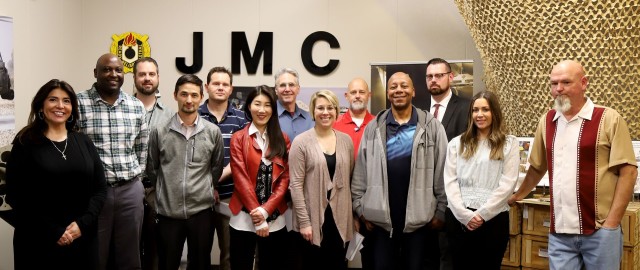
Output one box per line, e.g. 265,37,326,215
333,78,375,159
351,72,448,270
77,53,149,270
509,60,637,269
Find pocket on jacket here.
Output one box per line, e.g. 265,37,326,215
362,186,387,224
191,138,211,163
415,137,434,169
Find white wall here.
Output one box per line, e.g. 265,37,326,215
0,1,481,269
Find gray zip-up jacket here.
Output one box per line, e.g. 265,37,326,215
351,107,448,233
147,114,224,219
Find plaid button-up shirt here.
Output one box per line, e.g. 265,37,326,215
77,85,149,186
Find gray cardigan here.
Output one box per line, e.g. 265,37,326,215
147,114,224,219
289,128,354,246
351,107,448,233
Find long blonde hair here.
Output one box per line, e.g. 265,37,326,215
459,91,507,160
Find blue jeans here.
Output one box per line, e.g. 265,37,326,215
548,225,623,270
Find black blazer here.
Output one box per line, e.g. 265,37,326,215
427,93,471,141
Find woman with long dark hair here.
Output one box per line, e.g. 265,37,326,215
228,85,290,270
443,91,519,270
6,79,107,269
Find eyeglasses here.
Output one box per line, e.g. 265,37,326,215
426,72,451,81
315,106,336,112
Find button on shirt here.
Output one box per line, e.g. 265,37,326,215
552,99,594,234
77,86,149,186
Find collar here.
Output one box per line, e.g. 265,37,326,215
198,100,237,118
133,92,166,111
553,97,594,122
342,109,373,124
430,90,453,109
177,114,199,127
386,106,418,126
248,122,266,137
89,84,124,105
276,99,307,118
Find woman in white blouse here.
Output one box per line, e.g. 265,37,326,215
443,91,519,270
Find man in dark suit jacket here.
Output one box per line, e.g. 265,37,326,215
424,58,471,270
425,58,471,142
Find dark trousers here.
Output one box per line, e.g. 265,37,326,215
141,200,158,270
445,208,509,270
358,225,374,270
98,180,145,270
298,207,348,270
156,209,215,270
230,226,288,270
369,225,435,270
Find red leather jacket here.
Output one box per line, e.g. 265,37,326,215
229,125,290,216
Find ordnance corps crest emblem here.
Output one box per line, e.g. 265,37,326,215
110,32,151,73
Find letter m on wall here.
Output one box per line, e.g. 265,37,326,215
231,32,273,75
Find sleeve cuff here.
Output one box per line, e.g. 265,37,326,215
255,221,268,230
257,207,268,219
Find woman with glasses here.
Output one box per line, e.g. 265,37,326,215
443,91,519,270
289,90,354,270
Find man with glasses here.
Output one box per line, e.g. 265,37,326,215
424,58,470,270
425,58,470,142
274,67,314,141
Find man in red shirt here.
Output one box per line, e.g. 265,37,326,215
333,78,374,159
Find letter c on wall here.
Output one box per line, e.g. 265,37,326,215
301,31,340,76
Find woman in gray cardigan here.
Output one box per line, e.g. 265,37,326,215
289,90,354,270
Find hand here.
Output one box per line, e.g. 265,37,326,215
256,226,270,237
213,189,220,205
56,230,74,246
65,222,82,240
359,216,374,231
508,194,521,206
428,217,444,230
354,218,361,233
300,226,313,242
466,215,484,231
249,208,265,226
601,219,620,229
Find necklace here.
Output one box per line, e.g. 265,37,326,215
50,138,68,160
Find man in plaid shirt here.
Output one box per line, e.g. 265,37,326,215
77,53,149,270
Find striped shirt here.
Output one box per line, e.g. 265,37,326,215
198,100,248,199
77,85,149,186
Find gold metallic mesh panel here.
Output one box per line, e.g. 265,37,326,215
455,0,640,138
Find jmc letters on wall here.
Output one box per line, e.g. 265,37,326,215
175,31,340,76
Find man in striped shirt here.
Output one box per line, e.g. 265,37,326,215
510,60,637,269
77,53,149,270
198,66,247,270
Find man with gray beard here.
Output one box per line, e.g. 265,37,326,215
333,78,375,159
509,60,637,269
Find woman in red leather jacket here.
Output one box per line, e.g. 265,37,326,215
228,85,290,270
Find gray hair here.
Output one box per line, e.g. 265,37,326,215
274,67,300,86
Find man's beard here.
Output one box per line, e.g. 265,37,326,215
136,83,158,96
350,101,366,111
428,86,446,96
554,95,571,113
